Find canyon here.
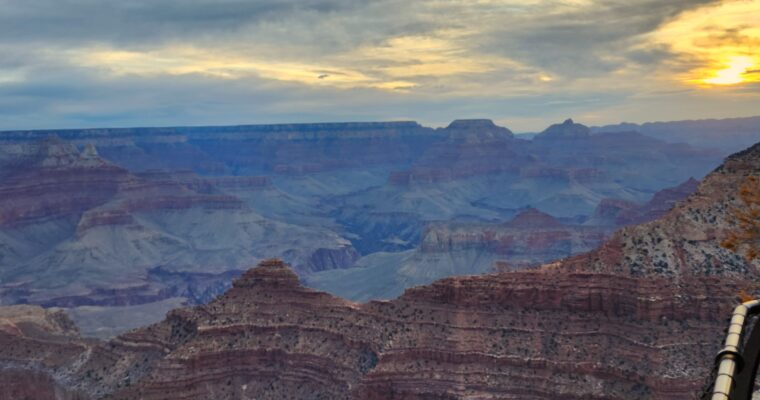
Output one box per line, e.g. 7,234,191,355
593,115,760,153
0,117,744,336
0,139,757,399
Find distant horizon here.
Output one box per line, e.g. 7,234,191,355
2,113,760,135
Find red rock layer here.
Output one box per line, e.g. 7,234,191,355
86,260,737,400
0,138,246,232
0,265,747,400
0,306,89,400
0,139,245,228
0,142,757,399
0,163,126,226
117,142,759,399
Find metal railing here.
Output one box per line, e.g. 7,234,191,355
712,300,760,400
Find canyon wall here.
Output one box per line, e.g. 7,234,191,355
0,141,756,399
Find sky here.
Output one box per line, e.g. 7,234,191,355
0,0,759,132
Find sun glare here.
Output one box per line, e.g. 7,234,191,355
653,0,760,88
704,56,754,85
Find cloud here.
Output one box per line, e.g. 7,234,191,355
470,0,721,77
0,0,758,132
0,0,359,45
0,56,626,131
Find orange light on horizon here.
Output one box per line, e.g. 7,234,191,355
652,0,760,89
703,56,754,85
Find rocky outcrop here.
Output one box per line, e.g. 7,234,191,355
0,305,88,400
444,119,514,140
0,126,760,399
0,138,131,227
505,207,563,228
0,139,246,229
0,137,360,308
590,198,641,226
83,141,755,398
306,245,361,272
534,118,591,140
2,137,757,399
107,261,362,399
0,122,437,174
420,208,610,267
590,178,699,227
0,305,80,336
3,251,747,398
592,115,760,153
569,142,760,279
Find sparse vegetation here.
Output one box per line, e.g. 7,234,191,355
722,176,760,261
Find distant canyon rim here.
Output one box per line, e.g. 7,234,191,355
0,115,757,338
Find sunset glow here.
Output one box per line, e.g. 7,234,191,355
704,57,754,85
653,0,760,89
0,0,758,130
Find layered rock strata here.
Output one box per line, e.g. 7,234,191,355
0,141,754,399
421,208,610,267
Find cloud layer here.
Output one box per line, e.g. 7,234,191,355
0,0,758,131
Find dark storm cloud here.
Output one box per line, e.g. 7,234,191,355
0,0,721,75
0,0,357,44
0,0,431,57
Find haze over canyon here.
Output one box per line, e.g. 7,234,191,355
2,0,760,398
0,116,755,338
0,119,757,399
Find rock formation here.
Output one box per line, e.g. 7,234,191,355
0,305,86,400
0,138,359,309
593,115,760,153
420,208,609,267
0,119,733,337
0,141,757,399
590,178,700,227
534,118,592,139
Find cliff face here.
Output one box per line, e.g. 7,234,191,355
128,263,699,400
0,137,131,227
4,264,743,399
377,120,719,223
0,138,247,230
0,305,87,400
420,208,610,267
0,121,435,175
106,141,756,398
312,180,698,303
0,120,724,300
591,178,699,227
0,140,756,399
534,118,592,140
593,115,760,153
0,138,359,308
567,144,759,279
